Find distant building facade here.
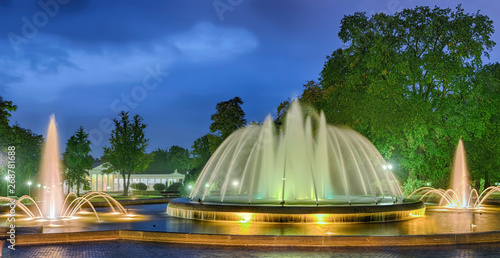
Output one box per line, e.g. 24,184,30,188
63,162,185,193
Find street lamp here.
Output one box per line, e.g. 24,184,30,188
27,181,32,196
5,176,9,196
233,181,238,195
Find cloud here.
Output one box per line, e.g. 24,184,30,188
1,21,258,103
168,22,259,62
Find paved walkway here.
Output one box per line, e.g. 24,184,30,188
3,240,500,257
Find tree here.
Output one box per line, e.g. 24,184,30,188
148,146,192,173
0,96,18,171
274,99,290,129
166,145,191,173
209,97,246,153
318,5,496,187
102,111,152,196
0,96,17,131
63,126,93,196
147,148,168,172
0,96,43,196
467,63,500,188
189,134,211,184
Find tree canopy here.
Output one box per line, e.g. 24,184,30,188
208,96,247,153
148,146,192,174
102,111,152,196
0,96,43,196
305,5,497,188
63,126,93,196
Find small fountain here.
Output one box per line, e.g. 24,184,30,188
168,102,425,223
408,139,500,209
1,115,129,222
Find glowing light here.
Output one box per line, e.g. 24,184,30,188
388,164,393,170
314,214,328,224
205,184,209,187
233,181,238,186
4,176,9,181
27,181,32,186
37,184,41,187
236,213,253,223
409,212,423,218
188,185,192,189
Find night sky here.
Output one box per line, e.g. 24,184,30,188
1,0,499,158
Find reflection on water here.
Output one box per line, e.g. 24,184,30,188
10,204,500,236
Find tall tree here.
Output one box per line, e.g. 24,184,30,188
147,148,168,172
188,134,211,183
0,96,43,196
63,126,93,196
148,146,192,173
0,96,17,175
166,145,191,173
209,96,246,153
467,63,500,188
318,5,495,187
102,111,152,196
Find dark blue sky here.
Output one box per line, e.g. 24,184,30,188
1,0,499,157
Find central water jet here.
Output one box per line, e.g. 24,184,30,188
39,114,64,219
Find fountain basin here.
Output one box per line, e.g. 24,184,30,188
167,198,425,223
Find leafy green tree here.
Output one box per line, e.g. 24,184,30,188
188,134,211,184
0,96,18,172
7,125,43,195
166,145,191,173
0,96,17,131
63,126,93,196
0,96,44,196
467,63,500,188
147,148,168,172
148,146,191,173
209,97,246,153
102,111,152,196
318,5,495,187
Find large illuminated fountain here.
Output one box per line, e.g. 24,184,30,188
408,139,500,209
168,102,425,223
1,115,129,222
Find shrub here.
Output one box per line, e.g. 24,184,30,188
130,183,138,190
153,183,166,191
167,182,182,192
136,182,148,190
402,177,427,197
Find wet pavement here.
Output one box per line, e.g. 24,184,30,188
3,240,500,257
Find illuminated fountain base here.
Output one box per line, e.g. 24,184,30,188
167,198,425,223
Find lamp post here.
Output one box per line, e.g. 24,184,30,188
233,181,238,195
27,181,32,196
5,176,9,196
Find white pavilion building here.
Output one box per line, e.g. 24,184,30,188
63,162,185,194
